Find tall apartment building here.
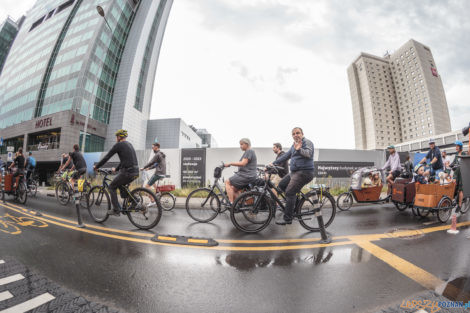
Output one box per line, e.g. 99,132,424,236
348,39,451,150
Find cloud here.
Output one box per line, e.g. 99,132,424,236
278,91,303,103
276,67,298,85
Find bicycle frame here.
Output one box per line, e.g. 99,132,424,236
205,178,231,207
96,171,138,212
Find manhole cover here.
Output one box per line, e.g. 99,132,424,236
385,228,425,240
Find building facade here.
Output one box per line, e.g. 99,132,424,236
0,0,172,161
348,39,452,150
0,17,21,75
146,118,202,149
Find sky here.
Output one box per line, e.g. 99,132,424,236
1,0,469,149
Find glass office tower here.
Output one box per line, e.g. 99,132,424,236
0,0,172,159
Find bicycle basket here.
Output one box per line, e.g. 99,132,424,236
214,166,222,179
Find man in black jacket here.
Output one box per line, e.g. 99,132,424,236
94,129,139,215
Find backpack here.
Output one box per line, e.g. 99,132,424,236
29,157,36,168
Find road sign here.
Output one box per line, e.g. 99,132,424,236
7,146,14,152
7,152,13,162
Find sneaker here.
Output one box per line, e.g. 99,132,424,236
275,215,292,225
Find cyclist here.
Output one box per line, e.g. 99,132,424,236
224,138,257,204
93,129,139,216
403,155,413,177
382,145,402,193
140,142,166,193
25,152,36,182
8,148,25,190
450,140,466,215
59,144,87,189
419,139,443,179
272,127,314,225
58,153,73,173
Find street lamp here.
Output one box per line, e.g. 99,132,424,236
80,5,112,153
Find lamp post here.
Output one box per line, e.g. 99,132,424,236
80,6,112,153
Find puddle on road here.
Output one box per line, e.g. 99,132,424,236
216,246,372,271
384,227,425,240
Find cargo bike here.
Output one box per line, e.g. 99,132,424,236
336,167,390,211
0,169,28,204
390,177,416,211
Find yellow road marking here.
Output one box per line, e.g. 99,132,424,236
353,240,444,290
187,238,208,244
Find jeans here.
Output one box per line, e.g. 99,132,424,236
109,169,138,211
278,170,314,221
429,167,443,179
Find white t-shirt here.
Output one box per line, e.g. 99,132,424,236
442,156,451,169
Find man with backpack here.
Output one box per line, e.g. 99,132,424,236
25,152,36,181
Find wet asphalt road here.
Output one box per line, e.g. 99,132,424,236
0,192,469,313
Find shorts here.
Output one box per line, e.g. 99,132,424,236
148,174,165,186
71,168,86,180
229,174,255,190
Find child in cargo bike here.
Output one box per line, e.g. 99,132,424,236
414,164,428,185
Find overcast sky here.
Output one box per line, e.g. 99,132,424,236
2,0,469,148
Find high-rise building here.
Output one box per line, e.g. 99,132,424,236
146,118,202,149
348,39,451,150
0,0,172,160
0,17,20,75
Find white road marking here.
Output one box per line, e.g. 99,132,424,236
0,274,24,286
0,291,13,302
0,293,55,313
0,260,4,264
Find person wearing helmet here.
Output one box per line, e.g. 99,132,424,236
450,140,466,213
419,138,443,179
414,164,428,184
94,129,139,215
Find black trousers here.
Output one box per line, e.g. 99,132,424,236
109,170,138,211
278,170,314,221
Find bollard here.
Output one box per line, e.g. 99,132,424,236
74,181,85,228
315,209,332,244
1,169,5,204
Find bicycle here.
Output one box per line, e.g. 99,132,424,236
87,169,162,230
185,163,233,223
153,176,176,211
0,169,27,204
55,170,90,209
230,165,336,233
26,171,38,197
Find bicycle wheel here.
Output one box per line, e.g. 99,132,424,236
0,221,21,235
126,187,162,230
186,188,220,223
16,182,27,204
460,197,470,214
56,181,71,206
159,192,176,211
298,191,336,232
437,197,452,223
393,201,408,211
231,191,273,233
28,180,38,197
79,182,92,209
87,186,110,223
415,207,430,217
336,192,353,211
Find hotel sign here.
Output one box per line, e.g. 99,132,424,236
35,117,52,128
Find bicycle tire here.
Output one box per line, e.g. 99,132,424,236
230,190,273,233
186,188,220,223
437,196,452,223
126,187,162,230
56,181,71,206
393,201,408,211
87,186,110,223
415,207,430,217
460,197,470,214
298,191,336,232
16,182,28,204
159,192,176,211
28,180,38,197
337,192,353,211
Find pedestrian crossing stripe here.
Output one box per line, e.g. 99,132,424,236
0,274,24,286
0,292,55,313
0,291,13,301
